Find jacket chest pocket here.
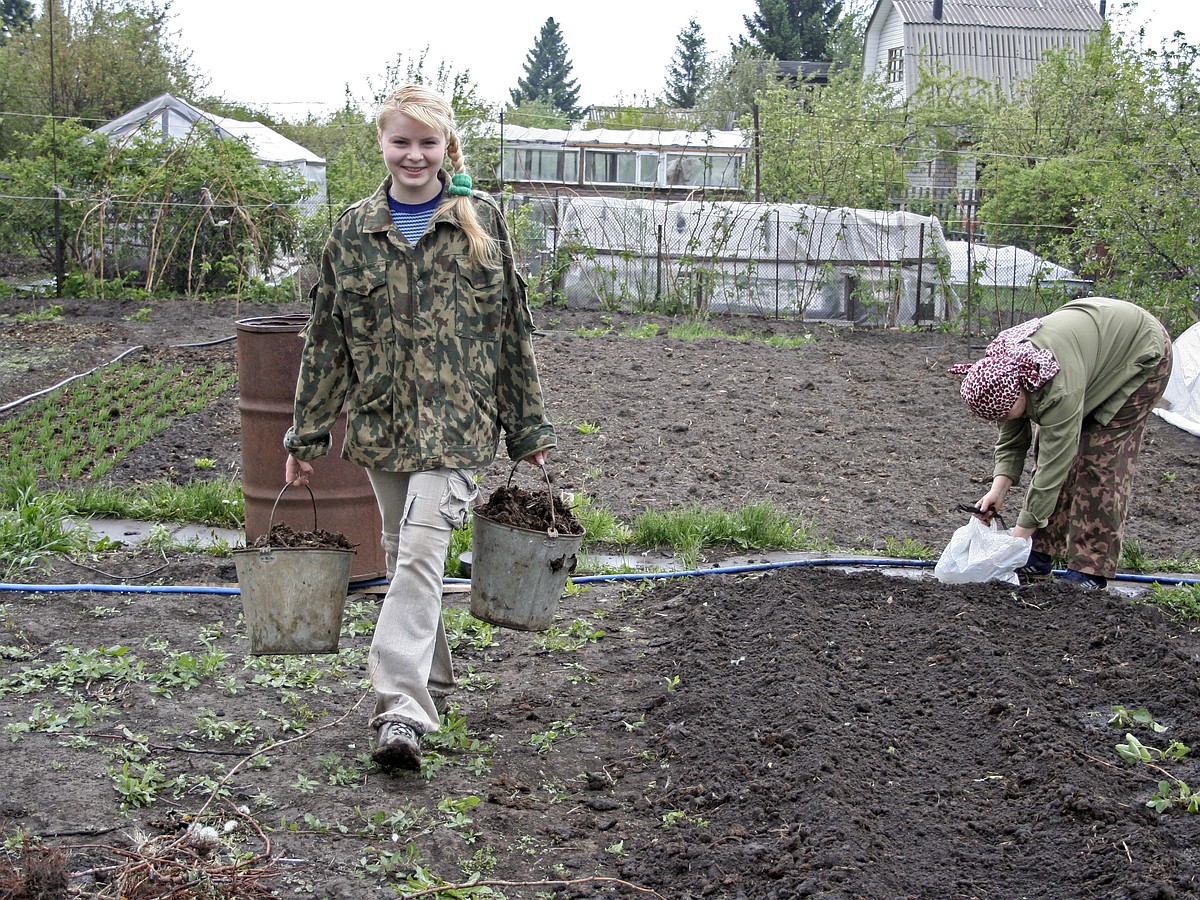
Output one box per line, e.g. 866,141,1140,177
454,259,504,339
337,264,393,345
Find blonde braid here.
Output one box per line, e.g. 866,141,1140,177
445,135,501,269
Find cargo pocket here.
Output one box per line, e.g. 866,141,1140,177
439,469,477,529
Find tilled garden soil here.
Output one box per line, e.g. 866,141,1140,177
0,295,1198,899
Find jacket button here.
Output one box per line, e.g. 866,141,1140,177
416,280,427,291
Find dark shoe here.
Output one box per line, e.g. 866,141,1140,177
372,722,421,770
1016,550,1053,582
1058,569,1108,590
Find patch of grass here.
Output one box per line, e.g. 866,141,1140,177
881,536,936,560
667,321,750,342
762,332,815,349
1119,541,1198,577
11,304,63,323
1139,582,1200,623
622,322,661,339
0,473,114,578
573,316,614,337
570,493,633,548
62,478,244,530
631,501,823,564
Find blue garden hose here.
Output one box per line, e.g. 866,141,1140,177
2,556,1196,594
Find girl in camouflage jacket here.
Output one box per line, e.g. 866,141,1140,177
283,85,556,770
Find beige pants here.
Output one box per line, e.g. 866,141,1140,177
365,467,476,735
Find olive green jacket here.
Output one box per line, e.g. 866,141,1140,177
284,176,556,471
994,297,1168,529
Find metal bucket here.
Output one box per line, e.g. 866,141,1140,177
469,471,584,632
232,486,355,655
236,315,384,579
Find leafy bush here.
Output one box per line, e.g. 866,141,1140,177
0,119,307,296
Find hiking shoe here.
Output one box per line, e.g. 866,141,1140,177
372,722,421,771
1058,569,1108,591
1016,550,1053,582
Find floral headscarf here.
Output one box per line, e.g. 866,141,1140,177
948,318,1060,421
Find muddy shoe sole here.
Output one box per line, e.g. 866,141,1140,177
372,723,421,771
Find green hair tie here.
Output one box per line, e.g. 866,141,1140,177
448,173,473,197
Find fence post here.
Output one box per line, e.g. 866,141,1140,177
774,210,781,319
656,224,663,303
915,222,926,326
752,102,761,203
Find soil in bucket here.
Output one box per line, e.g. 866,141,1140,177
470,484,585,632
234,520,358,656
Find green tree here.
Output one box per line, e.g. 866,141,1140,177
0,0,200,155
740,0,844,61
825,0,871,71
510,17,583,121
664,18,710,108
975,34,1137,265
753,68,907,206
0,0,32,43
976,29,1200,328
698,45,778,123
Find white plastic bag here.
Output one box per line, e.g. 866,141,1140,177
933,516,1033,585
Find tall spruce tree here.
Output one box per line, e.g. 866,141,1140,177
741,0,843,61
510,17,583,121
664,17,709,108
0,0,32,43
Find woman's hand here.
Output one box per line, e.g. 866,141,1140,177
976,474,1014,520
523,449,552,467
285,455,314,487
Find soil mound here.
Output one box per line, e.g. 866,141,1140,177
249,522,358,551
475,484,584,534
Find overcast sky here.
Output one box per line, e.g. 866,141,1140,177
155,0,1200,121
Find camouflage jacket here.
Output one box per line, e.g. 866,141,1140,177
284,176,556,471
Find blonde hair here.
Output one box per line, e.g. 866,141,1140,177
376,85,501,269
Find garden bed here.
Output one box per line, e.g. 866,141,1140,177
0,296,1197,898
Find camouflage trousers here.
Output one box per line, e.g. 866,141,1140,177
1035,332,1173,578
364,467,477,735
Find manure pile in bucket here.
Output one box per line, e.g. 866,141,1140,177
476,485,584,534
249,523,358,551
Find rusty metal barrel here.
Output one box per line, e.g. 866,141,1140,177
236,315,383,579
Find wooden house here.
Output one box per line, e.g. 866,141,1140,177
863,0,1105,101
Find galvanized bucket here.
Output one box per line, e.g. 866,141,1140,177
233,485,355,655
469,468,584,632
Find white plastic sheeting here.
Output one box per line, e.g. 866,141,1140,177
1154,322,1200,438
553,196,957,325
945,240,1089,291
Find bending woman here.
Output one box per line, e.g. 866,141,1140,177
950,297,1172,589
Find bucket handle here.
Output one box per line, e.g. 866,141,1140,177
269,482,319,532
506,462,559,538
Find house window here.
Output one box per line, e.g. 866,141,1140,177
640,154,659,184
584,150,639,184
886,48,904,84
503,147,578,183
665,153,742,189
